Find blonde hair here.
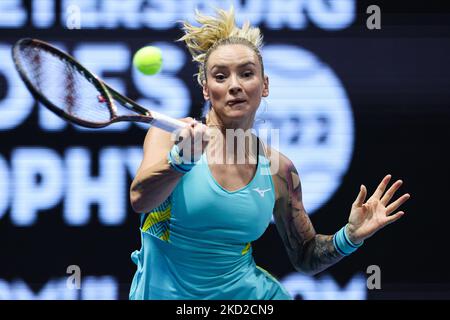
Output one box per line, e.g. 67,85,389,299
178,7,264,86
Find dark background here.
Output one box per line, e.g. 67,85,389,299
0,0,449,299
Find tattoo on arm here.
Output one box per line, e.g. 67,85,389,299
301,235,344,275
282,163,344,275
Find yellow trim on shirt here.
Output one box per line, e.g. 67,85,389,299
241,242,251,255
142,206,171,232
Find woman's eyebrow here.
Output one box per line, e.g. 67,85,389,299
210,61,256,71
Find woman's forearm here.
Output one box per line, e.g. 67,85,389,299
130,157,183,213
297,234,344,275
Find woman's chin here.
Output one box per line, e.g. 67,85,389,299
225,110,251,121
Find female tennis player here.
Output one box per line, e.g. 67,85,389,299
128,7,410,300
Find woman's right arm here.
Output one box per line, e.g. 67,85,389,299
129,124,181,213
130,118,207,213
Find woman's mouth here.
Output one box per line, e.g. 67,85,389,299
227,99,247,107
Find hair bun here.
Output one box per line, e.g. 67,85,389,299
178,7,263,86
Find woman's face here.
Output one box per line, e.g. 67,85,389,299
203,44,269,124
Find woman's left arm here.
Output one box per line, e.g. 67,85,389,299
272,157,410,275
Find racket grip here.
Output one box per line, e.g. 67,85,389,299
150,111,187,132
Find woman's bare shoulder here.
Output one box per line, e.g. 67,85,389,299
264,145,296,179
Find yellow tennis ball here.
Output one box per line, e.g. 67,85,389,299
133,46,163,75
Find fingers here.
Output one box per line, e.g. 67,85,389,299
353,184,367,207
182,117,194,122
176,118,196,141
183,120,210,162
372,174,392,200
384,211,405,226
178,119,207,143
386,193,410,215
381,179,403,205
179,117,195,124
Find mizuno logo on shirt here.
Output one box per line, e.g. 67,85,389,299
253,187,272,197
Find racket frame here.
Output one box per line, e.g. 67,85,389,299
12,38,185,131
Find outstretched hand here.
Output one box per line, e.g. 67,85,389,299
346,175,410,244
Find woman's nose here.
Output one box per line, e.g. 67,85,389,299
228,74,242,94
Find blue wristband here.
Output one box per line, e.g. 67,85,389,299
167,144,195,174
333,224,364,256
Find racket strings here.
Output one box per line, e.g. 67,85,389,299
16,44,113,124
64,64,77,114
30,50,43,91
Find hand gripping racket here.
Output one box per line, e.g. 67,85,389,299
11,38,186,132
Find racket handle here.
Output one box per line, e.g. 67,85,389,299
150,111,187,132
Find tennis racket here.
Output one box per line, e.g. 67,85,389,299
11,38,186,131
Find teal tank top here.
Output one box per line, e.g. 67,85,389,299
129,146,292,300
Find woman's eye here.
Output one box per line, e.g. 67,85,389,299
215,74,225,81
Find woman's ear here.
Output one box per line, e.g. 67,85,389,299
202,80,210,101
262,75,269,97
